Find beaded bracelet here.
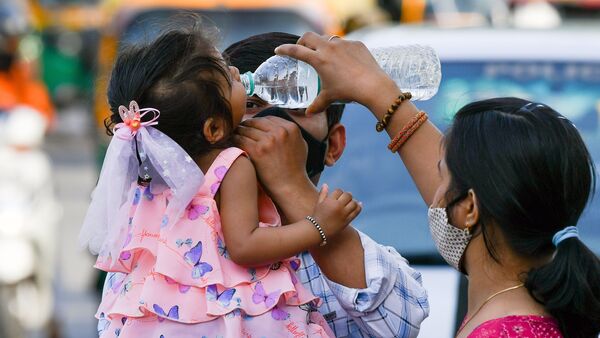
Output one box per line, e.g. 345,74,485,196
388,111,429,152
376,92,412,132
306,215,327,247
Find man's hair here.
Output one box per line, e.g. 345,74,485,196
224,32,344,129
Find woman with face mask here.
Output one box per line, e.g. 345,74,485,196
276,33,600,338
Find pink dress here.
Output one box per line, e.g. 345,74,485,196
94,147,333,338
466,315,563,338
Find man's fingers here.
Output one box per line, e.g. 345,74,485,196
239,116,277,131
232,134,256,152
236,125,266,142
241,115,297,132
318,183,329,203
263,115,298,129
260,116,304,141
275,44,319,65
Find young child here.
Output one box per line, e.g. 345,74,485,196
80,22,361,338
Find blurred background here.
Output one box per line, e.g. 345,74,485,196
0,0,598,337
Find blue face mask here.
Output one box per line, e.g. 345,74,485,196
254,107,328,178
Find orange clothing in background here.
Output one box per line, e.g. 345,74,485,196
0,62,55,127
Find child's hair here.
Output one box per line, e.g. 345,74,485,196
444,97,600,338
105,16,234,158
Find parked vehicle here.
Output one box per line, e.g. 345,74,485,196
326,25,600,338
0,106,61,338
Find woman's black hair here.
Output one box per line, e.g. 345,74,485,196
444,97,600,338
104,16,234,158
223,32,344,129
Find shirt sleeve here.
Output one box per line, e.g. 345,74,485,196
322,231,430,338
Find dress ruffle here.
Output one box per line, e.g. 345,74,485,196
95,189,319,325
98,302,333,338
94,147,333,337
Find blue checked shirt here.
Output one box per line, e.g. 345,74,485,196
298,231,429,338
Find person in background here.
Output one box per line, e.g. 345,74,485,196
274,32,600,338
225,32,430,338
0,2,58,337
0,0,54,126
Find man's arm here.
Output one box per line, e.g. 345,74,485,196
275,174,430,337
279,178,368,289
235,117,429,337
235,116,367,288
323,232,429,338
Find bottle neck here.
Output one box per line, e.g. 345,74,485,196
241,71,255,96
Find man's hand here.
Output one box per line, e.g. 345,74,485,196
235,116,367,289
234,116,309,200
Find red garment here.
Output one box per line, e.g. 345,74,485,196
467,315,563,338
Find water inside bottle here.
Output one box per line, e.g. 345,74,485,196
372,46,441,100
251,56,319,108
254,85,311,108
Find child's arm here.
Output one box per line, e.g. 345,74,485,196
219,156,360,267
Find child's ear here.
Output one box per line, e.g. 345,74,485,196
203,117,227,144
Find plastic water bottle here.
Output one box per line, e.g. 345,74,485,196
241,45,442,109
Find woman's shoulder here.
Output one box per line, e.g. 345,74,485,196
468,315,562,338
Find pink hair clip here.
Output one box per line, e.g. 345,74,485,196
114,100,160,140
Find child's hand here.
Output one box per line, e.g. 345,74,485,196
311,184,362,239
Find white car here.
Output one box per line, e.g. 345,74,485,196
321,26,600,338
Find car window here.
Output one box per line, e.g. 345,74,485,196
322,61,600,259
119,9,318,51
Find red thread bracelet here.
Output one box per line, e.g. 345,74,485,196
388,111,428,152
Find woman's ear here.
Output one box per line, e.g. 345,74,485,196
451,189,480,230
203,117,227,144
464,189,480,230
324,123,346,166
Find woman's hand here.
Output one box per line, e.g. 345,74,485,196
275,32,399,116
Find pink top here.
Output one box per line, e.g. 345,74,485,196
466,315,563,338
94,147,333,338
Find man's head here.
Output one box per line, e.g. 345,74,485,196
224,32,346,183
